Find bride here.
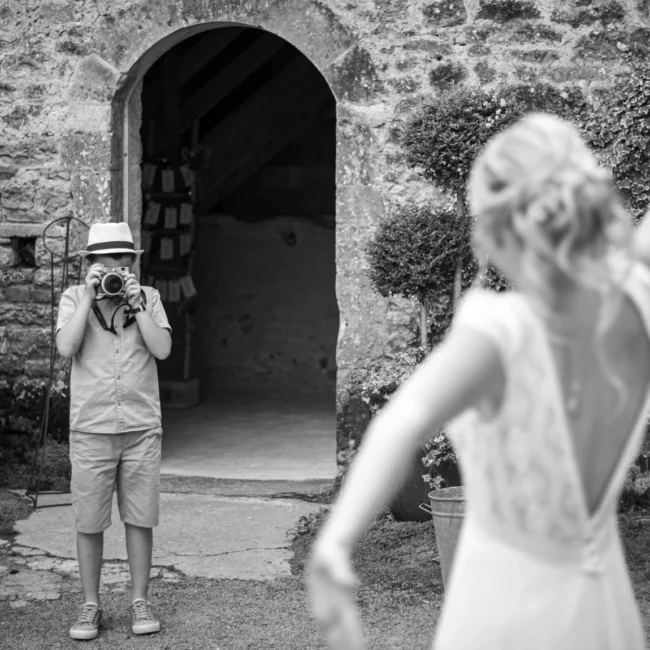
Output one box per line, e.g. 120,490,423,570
308,113,650,649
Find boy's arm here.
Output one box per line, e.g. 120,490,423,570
133,311,172,360
56,265,104,358
56,295,94,358
125,278,172,360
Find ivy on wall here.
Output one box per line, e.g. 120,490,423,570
0,376,69,441
580,65,650,221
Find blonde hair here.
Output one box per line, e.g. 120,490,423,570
469,112,634,410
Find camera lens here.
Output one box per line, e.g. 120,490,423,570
102,272,124,295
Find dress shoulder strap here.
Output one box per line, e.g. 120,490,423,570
452,288,526,367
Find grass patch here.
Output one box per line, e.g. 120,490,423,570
0,435,70,492
290,506,443,597
620,507,650,641
620,510,650,574
0,488,33,537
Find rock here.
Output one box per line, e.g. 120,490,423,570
428,61,467,91
27,557,62,572
476,0,541,22
551,1,625,28
329,46,384,104
575,30,623,60
510,49,560,63
9,599,28,608
11,546,43,557
0,569,61,601
474,61,497,84
422,0,467,28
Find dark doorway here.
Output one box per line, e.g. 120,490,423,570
137,27,337,481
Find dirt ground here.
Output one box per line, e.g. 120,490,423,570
0,496,440,650
1,492,649,649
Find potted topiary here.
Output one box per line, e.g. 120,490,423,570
364,203,476,520
366,203,474,348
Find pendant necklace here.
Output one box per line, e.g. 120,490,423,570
546,329,592,419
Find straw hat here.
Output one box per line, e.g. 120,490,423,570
78,223,144,258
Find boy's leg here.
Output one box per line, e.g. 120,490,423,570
69,431,120,602
76,531,104,605
69,431,121,639
118,427,162,634
124,523,152,601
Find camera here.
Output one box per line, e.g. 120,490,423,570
96,266,130,298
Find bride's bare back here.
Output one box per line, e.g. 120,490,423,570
554,285,650,517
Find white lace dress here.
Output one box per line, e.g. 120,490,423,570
432,265,649,650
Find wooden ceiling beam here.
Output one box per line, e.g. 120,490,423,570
196,88,332,213
178,34,286,134
145,28,244,112
196,54,321,177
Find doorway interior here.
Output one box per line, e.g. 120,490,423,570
136,27,338,481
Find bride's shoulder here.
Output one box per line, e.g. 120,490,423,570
454,287,527,350
456,286,522,318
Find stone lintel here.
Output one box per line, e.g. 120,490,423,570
0,224,44,239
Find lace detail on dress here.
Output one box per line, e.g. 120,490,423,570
448,289,584,548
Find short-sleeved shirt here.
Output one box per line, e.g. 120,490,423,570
56,285,171,434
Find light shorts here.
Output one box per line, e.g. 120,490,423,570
69,427,162,534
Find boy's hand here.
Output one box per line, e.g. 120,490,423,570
125,274,143,310
84,264,104,300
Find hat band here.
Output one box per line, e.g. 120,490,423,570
86,240,135,252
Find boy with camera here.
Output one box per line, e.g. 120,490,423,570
56,223,172,640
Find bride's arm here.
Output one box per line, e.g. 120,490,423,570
315,325,503,551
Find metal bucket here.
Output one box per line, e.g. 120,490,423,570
421,486,465,589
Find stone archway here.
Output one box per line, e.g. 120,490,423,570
64,1,391,470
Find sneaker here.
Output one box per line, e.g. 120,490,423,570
69,602,102,640
131,599,161,635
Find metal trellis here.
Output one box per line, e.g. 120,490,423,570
24,216,89,509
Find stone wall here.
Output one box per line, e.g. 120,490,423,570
193,214,338,397
0,0,646,448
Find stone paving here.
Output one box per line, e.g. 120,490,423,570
0,483,329,608
0,542,182,610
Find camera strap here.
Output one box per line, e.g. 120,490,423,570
92,290,147,335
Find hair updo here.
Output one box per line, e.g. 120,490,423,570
468,112,631,306
469,113,636,412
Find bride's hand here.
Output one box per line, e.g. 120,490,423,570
308,539,364,650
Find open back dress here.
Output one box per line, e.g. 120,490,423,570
433,258,650,650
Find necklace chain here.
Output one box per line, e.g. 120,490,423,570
546,329,592,419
